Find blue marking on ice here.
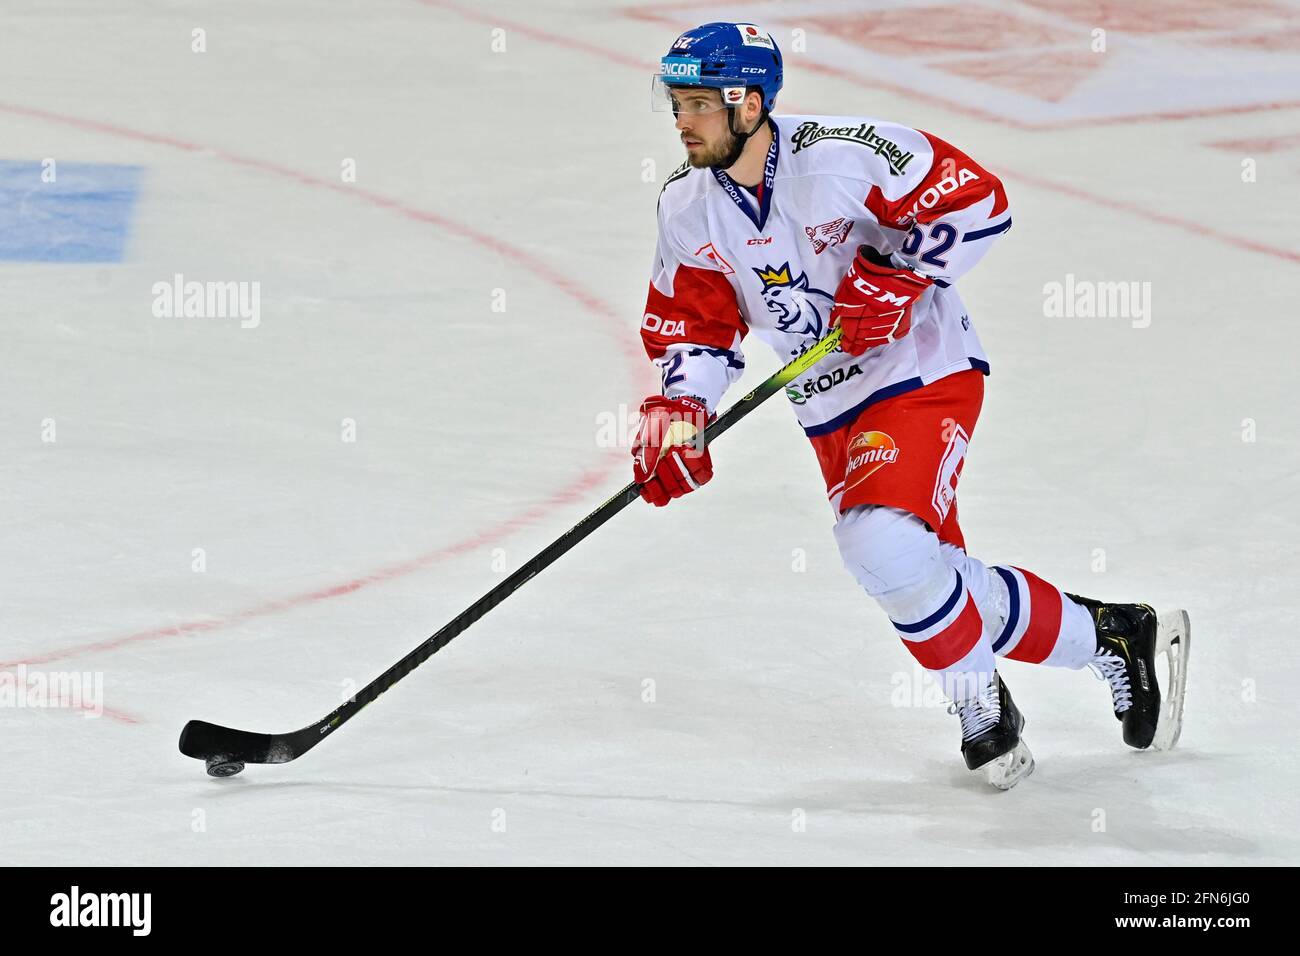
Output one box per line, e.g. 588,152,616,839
0,160,142,262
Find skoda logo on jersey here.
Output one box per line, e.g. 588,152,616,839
660,56,701,79
752,263,835,340
787,363,865,405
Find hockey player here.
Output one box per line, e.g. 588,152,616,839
632,22,1189,788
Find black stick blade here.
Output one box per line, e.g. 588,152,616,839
179,719,295,765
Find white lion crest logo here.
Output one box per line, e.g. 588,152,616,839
752,262,835,339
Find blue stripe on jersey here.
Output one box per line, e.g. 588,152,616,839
684,345,745,370
991,566,1021,652
892,571,964,634
800,359,989,437
962,218,1012,243
802,376,924,437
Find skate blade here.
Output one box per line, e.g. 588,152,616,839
983,739,1035,790
1152,609,1190,751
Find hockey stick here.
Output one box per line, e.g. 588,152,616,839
179,326,845,776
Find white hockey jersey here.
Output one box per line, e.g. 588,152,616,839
642,114,1011,439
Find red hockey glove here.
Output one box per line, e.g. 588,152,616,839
831,245,935,357
632,394,713,507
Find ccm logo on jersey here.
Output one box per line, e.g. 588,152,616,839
747,236,772,245
642,312,686,337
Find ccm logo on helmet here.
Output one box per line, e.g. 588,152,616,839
642,313,687,337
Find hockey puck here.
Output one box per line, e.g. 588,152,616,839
205,757,245,778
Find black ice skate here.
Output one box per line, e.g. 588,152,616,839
951,672,1034,790
1067,595,1190,751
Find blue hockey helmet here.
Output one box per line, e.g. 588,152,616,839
652,22,783,115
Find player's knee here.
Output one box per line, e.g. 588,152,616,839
833,505,945,603
939,542,990,605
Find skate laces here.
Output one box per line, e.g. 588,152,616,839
1089,649,1133,713
949,680,1001,740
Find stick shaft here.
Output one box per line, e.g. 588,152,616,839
324,328,844,736
180,328,843,764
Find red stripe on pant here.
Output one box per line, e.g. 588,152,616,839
900,595,983,670
1004,567,1062,664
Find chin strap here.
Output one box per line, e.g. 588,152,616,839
715,107,768,170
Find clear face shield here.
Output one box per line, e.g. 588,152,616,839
650,75,747,116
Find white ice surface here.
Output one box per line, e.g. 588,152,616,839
1,0,1298,865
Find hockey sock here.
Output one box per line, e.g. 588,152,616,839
886,566,996,703
941,543,1096,669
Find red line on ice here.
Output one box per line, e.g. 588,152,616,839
0,101,652,678
0,464,616,672
84,704,142,724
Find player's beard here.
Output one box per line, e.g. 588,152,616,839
685,125,740,170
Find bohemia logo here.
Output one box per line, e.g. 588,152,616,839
805,218,854,255
752,262,835,339
846,430,900,481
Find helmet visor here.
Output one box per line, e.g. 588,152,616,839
651,76,747,114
